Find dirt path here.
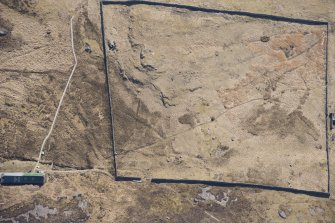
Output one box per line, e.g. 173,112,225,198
34,16,78,172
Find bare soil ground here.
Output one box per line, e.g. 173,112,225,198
0,0,112,170
1,0,335,222
104,4,327,191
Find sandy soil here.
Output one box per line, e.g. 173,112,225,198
1,0,335,222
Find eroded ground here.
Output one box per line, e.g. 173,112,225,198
104,4,327,191
1,0,335,222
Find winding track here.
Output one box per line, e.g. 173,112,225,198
33,16,78,172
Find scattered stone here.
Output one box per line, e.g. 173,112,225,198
280,44,295,58
278,209,287,219
0,29,8,37
73,193,82,199
140,51,145,59
202,101,210,106
4,99,15,107
260,36,270,42
309,206,324,216
215,144,231,157
167,155,183,164
198,187,216,201
78,199,88,211
196,187,230,207
16,204,58,220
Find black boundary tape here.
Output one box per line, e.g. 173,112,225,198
325,23,330,194
102,0,328,25
100,2,118,178
151,178,330,198
116,176,142,181
100,0,331,198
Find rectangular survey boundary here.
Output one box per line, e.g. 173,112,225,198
100,0,331,198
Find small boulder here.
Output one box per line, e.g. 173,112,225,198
0,29,8,37
108,40,116,51
278,209,287,219
84,45,92,53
